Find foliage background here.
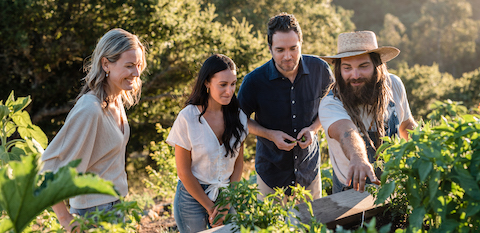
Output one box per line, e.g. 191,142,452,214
1,0,479,206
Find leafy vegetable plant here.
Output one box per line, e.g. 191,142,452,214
375,113,480,232
0,91,47,167
0,91,120,233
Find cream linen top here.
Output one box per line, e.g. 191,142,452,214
166,105,248,201
41,94,129,209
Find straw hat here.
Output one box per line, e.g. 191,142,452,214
320,31,400,64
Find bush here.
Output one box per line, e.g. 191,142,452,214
375,110,480,231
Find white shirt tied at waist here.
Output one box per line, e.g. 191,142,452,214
203,182,229,201
166,105,249,201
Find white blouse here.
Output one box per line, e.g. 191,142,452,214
166,105,248,201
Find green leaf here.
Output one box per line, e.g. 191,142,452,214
0,106,10,122
466,202,480,217
437,219,459,232
0,217,13,233
375,180,395,204
12,111,48,149
0,153,118,233
452,165,480,201
409,207,426,230
8,94,31,114
417,159,433,182
417,144,438,159
428,170,440,201
11,111,32,128
0,146,8,165
4,121,15,138
407,176,421,207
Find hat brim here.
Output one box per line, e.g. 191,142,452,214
320,46,400,64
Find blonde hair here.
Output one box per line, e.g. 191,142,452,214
78,28,147,109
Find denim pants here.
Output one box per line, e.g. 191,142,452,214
174,180,233,233
70,199,121,216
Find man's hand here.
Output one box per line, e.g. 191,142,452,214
296,127,315,149
328,119,381,193
270,130,297,151
346,156,381,192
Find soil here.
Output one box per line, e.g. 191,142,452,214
137,202,178,232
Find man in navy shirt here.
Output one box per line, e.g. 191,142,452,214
238,13,333,200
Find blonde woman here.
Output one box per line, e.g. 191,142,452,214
41,28,146,232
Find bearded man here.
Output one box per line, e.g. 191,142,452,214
319,31,417,193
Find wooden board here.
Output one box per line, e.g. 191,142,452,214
292,188,385,229
200,189,385,232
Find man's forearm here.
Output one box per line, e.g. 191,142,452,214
339,128,368,161
247,118,272,141
310,116,322,133
329,119,368,161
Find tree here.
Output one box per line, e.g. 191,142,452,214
410,0,479,77
378,14,410,69
206,0,355,56
391,62,457,118
0,0,269,151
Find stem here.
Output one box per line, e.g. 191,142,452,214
6,139,25,150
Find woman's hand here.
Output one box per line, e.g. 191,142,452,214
208,205,229,227
58,214,80,233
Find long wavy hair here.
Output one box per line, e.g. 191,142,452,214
78,28,147,109
186,54,246,158
327,52,392,148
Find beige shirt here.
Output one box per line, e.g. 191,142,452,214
41,94,129,209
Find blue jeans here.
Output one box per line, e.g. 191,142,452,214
70,199,120,216
174,180,233,233
332,170,351,194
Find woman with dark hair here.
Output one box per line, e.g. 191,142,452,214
166,54,248,232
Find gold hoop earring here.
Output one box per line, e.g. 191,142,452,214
106,72,109,78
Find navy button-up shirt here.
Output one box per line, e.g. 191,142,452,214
238,55,333,193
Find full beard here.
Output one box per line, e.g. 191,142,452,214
342,77,378,107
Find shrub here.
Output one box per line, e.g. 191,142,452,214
375,112,480,232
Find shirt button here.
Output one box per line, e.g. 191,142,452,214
295,156,297,159
294,168,297,172
294,129,297,133
291,181,295,184
292,100,295,104
293,115,296,119
291,86,294,90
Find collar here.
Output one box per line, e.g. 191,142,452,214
267,55,310,81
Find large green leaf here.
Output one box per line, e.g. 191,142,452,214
5,91,31,114
375,180,395,204
409,206,426,230
0,153,118,233
416,159,433,182
0,218,13,233
452,165,480,201
12,111,48,149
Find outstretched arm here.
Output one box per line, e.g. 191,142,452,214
328,119,380,192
